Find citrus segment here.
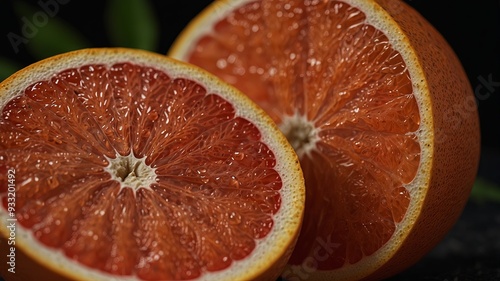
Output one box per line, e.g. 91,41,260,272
0,48,304,281
169,0,480,279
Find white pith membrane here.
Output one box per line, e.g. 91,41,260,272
279,112,320,159
169,0,434,280
104,153,157,195
0,49,305,281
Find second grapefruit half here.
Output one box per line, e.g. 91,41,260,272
169,0,481,280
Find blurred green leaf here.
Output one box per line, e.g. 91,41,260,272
470,178,500,203
106,0,159,51
13,1,91,60
0,58,22,81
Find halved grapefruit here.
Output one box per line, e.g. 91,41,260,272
0,48,305,281
169,0,481,280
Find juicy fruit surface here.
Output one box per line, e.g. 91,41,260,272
182,0,421,269
0,62,284,280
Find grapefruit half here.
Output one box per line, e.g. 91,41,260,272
169,0,481,280
0,48,305,281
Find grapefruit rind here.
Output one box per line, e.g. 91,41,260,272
0,48,305,281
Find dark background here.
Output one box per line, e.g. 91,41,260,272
0,0,499,280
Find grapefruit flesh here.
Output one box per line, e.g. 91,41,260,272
0,48,304,281
169,0,480,279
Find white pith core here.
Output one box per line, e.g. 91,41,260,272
104,153,157,193
279,113,320,158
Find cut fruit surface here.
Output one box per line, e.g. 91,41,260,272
169,0,481,280
0,48,305,281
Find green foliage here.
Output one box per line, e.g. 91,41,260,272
106,0,159,51
0,58,22,80
13,1,91,61
471,177,500,204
